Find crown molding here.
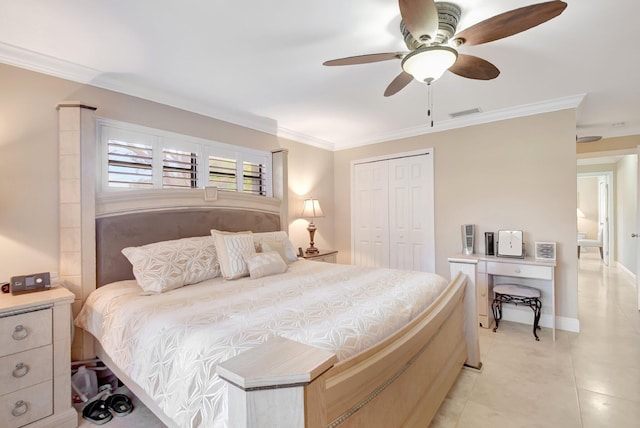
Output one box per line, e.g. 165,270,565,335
0,42,278,136
0,42,592,152
276,127,336,151
333,94,587,151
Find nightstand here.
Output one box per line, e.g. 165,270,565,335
0,287,76,428
302,250,338,263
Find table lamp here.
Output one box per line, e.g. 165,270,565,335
301,198,324,254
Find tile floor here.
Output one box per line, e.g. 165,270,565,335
431,249,640,428
78,249,640,427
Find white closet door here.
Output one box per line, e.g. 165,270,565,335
353,161,389,267
388,155,435,272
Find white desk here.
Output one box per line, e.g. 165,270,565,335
449,254,556,341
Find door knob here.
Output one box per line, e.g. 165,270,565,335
632,233,639,238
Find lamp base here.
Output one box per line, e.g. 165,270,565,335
305,246,319,255
306,221,319,255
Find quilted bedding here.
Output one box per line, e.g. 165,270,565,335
75,260,448,428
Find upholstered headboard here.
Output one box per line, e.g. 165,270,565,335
95,189,283,287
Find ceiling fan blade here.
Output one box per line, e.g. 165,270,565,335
576,135,602,143
384,71,413,97
449,54,500,80
399,0,439,43
453,1,567,47
323,52,406,66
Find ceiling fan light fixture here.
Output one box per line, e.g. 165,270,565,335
401,46,458,83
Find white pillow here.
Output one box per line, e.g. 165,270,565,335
243,251,288,279
252,231,298,263
121,236,220,294
212,232,256,280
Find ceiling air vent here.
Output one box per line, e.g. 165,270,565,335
449,108,481,118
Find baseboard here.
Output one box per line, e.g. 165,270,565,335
500,307,580,333
616,261,637,283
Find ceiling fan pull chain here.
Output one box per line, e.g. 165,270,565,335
427,81,434,128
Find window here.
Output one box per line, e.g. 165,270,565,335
97,119,272,196
242,160,267,196
107,140,153,188
208,156,237,191
163,148,197,189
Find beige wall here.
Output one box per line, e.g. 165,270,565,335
334,110,579,322
279,138,335,253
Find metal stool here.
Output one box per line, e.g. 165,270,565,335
492,284,542,341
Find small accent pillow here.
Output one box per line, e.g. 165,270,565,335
243,251,288,279
121,236,220,294
252,231,298,263
258,239,288,262
212,232,256,280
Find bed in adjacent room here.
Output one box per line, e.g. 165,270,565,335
74,189,479,428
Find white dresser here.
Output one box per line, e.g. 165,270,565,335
449,254,556,340
0,287,76,428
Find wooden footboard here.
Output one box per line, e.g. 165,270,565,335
218,271,479,427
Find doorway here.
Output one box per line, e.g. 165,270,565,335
577,172,612,265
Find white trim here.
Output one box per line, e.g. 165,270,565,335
351,148,433,166
0,42,277,137
335,94,587,151
277,127,335,151
616,261,637,283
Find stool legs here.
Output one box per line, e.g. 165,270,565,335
492,297,502,331
532,298,542,341
492,293,542,341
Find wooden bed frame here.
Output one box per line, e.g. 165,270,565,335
90,189,480,428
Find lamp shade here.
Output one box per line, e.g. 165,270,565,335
401,46,458,83
301,198,324,219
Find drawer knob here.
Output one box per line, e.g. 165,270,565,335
12,363,30,378
11,325,29,341
514,268,521,273
11,400,28,417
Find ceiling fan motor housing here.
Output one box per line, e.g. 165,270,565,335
435,3,461,44
402,2,461,50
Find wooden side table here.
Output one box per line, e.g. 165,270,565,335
302,250,338,263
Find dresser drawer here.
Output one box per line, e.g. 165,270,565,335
0,308,52,357
0,345,52,396
0,380,53,428
487,262,553,280
314,254,336,263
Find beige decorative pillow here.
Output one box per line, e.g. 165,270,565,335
257,239,288,262
121,236,220,294
252,231,298,263
212,232,256,279
243,251,288,279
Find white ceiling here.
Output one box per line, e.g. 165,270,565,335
1,0,639,150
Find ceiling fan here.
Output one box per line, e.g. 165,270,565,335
323,0,568,97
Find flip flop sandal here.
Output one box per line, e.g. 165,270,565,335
82,399,113,425
105,394,134,416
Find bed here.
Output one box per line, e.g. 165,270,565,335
75,190,480,428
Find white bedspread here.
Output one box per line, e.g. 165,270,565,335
75,260,448,428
